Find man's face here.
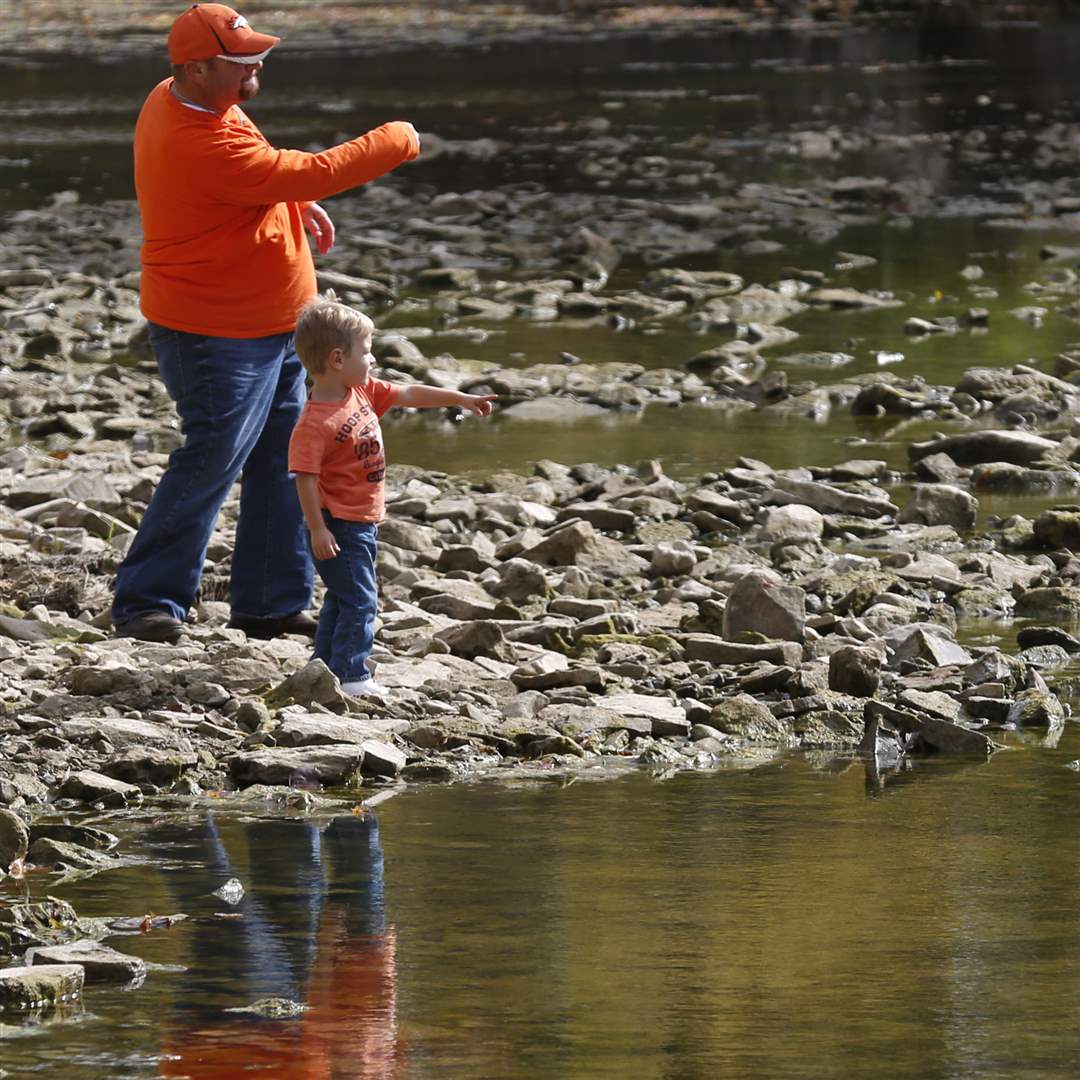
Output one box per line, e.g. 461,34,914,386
191,57,262,110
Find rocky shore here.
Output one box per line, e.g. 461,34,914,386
4,190,1080,842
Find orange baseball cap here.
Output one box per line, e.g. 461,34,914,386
168,3,280,64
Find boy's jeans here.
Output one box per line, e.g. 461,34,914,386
112,323,314,624
313,513,378,684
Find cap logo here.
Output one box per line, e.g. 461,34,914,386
229,14,249,30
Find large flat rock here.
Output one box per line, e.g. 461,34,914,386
275,714,408,747
593,693,690,736
59,718,195,754
228,746,365,788
0,964,84,1012
30,939,146,984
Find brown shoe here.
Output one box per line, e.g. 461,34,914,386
227,611,318,640
114,611,184,644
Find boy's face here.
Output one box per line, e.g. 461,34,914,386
339,330,374,387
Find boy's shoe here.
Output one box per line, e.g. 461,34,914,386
113,611,184,644
227,611,318,640
341,679,390,699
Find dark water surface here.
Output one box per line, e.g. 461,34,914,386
4,723,1080,1079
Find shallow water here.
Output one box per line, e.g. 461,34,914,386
4,721,1080,1079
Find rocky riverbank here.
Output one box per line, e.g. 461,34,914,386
5,189,1080,835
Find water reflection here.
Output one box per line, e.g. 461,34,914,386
152,813,400,1080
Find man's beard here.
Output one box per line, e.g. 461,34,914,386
238,75,260,101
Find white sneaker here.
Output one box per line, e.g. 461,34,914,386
342,679,390,698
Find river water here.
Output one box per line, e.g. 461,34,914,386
6,16,1080,1077
5,722,1080,1079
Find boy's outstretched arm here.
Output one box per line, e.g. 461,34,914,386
394,384,496,416
295,473,340,560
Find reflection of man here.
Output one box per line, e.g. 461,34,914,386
155,813,401,1079
112,2,420,645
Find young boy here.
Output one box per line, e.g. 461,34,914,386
288,296,495,697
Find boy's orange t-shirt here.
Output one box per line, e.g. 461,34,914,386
288,379,400,522
134,79,420,338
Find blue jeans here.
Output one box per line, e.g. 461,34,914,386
313,512,378,684
113,324,314,623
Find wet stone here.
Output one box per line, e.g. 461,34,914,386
30,940,146,985
27,837,117,872
0,809,29,871
0,965,84,1013
58,770,142,808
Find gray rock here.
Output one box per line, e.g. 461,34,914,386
225,997,310,1019
435,620,515,661
913,717,1002,756
58,770,142,808
520,520,649,578
0,964,84,1012
898,688,963,722
359,739,408,777
59,718,195,755
710,694,797,744
594,693,690,737
1033,508,1080,550
770,476,897,518
761,504,825,543
228,746,366,788
681,634,802,667
27,837,116,871
722,570,806,643
269,660,349,711
511,663,604,692
30,939,145,985
649,541,697,577
0,808,29,871
557,502,637,532
27,824,117,852
275,715,403,748
828,646,882,697
909,429,1058,466
1014,588,1080,619
101,748,198,786
1007,689,1066,728
889,627,972,668
1016,626,1080,652
898,484,978,530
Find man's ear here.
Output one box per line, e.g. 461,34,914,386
183,59,210,83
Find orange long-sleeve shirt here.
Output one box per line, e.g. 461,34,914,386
134,79,420,338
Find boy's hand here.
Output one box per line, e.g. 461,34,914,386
310,526,340,561
462,394,496,417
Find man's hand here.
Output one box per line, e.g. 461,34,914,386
302,203,336,255
461,394,496,417
310,525,340,561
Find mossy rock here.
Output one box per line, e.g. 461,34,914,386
572,632,682,660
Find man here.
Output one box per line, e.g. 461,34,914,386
112,2,420,644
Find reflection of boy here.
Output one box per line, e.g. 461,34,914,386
158,814,401,1079
288,297,495,697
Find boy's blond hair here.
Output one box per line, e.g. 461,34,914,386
294,294,374,375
